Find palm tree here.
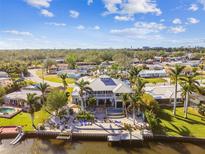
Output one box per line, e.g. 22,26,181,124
58,73,68,90
129,78,147,124
36,82,49,104
122,93,129,117
24,93,41,129
75,79,92,111
169,64,185,116
46,89,68,116
180,72,200,118
128,67,142,88
199,64,204,84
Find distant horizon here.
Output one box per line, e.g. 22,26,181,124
0,46,204,51
1,0,205,49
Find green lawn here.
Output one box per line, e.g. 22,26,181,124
0,109,50,132
142,78,167,84
155,107,205,137
36,70,75,84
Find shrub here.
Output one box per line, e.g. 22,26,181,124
145,110,160,130
76,111,94,121
198,104,205,116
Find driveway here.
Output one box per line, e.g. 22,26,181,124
27,69,63,87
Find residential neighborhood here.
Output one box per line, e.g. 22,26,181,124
1,0,205,154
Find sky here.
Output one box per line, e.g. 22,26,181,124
0,0,205,49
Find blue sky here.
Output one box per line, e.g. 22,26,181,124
0,0,205,49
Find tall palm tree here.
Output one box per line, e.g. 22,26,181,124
199,63,204,84
75,79,92,111
36,82,49,104
180,72,200,118
128,67,142,88
129,78,147,124
122,93,129,117
24,93,41,129
58,73,68,90
169,64,185,116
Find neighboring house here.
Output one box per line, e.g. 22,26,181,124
0,71,9,78
184,60,200,67
55,58,65,64
48,65,58,74
146,64,164,70
57,63,68,71
76,62,97,71
139,69,167,78
72,75,133,108
144,85,182,105
4,85,42,108
145,59,154,64
131,58,140,65
57,69,83,79
0,71,12,87
190,93,205,105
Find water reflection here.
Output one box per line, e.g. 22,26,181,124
0,139,205,154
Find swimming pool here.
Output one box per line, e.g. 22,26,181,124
0,106,21,118
0,107,16,114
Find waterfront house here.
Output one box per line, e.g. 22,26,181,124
4,85,42,108
72,75,132,108
144,85,182,105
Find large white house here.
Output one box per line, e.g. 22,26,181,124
72,75,132,108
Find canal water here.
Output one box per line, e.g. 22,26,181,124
0,139,205,154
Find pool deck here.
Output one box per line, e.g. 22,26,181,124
0,106,22,118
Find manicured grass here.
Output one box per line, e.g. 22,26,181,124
36,70,75,84
142,78,167,84
155,107,205,137
0,109,50,132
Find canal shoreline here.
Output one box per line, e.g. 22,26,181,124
1,131,205,144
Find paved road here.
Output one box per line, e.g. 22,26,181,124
27,69,63,87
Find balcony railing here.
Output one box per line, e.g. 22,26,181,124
93,94,114,97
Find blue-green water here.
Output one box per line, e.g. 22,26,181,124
0,108,15,114
1,139,205,154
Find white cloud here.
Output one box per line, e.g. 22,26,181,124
41,9,54,17
87,0,93,5
172,18,182,24
160,19,165,22
93,25,100,30
170,26,186,34
2,30,33,36
199,0,205,9
187,17,200,24
45,22,66,26
114,15,134,21
69,10,80,18
25,0,52,8
134,22,166,32
188,4,198,11
103,0,162,16
77,25,85,30
110,21,165,39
